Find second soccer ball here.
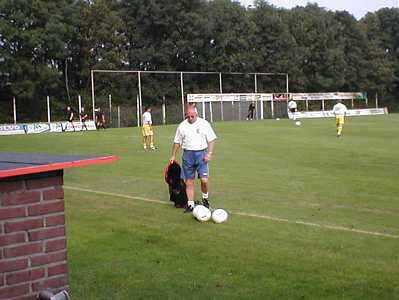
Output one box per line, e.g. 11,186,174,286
295,121,301,126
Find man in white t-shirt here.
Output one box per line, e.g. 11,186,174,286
170,105,217,212
142,107,155,150
332,100,348,137
287,99,298,120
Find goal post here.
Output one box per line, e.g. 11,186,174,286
90,70,289,126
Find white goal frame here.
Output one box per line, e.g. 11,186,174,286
90,70,289,125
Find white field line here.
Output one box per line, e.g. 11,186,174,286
65,185,399,239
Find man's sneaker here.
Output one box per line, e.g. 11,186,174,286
184,205,194,213
202,199,210,208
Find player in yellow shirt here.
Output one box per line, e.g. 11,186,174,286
332,100,348,137
142,107,155,150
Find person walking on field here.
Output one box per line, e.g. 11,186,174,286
80,107,88,131
332,99,348,137
288,99,298,120
142,107,156,150
95,106,106,130
169,105,217,212
64,106,76,132
246,102,255,120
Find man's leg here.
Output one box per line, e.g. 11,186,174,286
337,123,343,136
182,151,196,212
200,178,210,208
336,117,343,137
150,134,155,150
143,136,148,150
185,179,195,211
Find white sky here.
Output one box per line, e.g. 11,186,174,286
240,0,399,19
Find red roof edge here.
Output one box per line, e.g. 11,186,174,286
0,155,118,179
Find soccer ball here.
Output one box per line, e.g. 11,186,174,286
276,118,280,121
193,205,211,222
295,120,301,126
211,209,229,224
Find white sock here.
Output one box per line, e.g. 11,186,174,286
188,200,195,208
202,192,208,199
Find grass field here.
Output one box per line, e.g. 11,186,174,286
1,115,399,299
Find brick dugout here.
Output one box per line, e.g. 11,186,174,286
0,153,117,300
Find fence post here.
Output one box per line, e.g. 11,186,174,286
78,95,82,121
219,72,224,121
162,96,166,124
13,96,16,124
117,106,120,128
136,94,140,127
47,96,51,124
108,94,112,127
375,93,378,108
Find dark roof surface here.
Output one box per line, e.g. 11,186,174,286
0,152,117,178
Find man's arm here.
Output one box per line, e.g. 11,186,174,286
170,143,181,163
204,140,216,162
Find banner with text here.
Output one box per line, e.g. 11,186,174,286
288,108,387,119
0,121,97,136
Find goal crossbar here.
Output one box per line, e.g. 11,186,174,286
90,70,289,123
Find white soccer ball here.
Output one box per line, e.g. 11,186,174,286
211,209,229,224
276,118,280,121
193,205,211,222
192,205,202,219
295,120,301,126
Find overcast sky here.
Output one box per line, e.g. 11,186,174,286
240,0,399,19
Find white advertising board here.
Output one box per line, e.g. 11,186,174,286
0,121,97,136
289,108,387,119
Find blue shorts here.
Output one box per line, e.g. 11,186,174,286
182,150,209,180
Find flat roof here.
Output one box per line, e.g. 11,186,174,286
0,152,117,179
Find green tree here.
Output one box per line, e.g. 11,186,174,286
0,0,78,121
362,8,399,109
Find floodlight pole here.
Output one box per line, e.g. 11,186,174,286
91,70,95,121
180,72,185,119
254,74,258,93
286,73,289,93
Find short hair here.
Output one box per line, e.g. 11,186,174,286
186,103,197,114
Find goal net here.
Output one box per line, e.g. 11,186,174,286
187,93,290,121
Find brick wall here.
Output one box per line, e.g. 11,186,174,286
0,171,68,300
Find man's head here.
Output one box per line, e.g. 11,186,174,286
66,106,71,111
186,105,198,124
145,107,151,112
337,99,342,104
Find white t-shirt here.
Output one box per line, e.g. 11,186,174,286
288,100,297,109
332,103,347,116
142,111,152,125
174,117,217,151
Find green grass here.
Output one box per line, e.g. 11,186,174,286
1,115,399,299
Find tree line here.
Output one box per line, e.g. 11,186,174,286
1,0,398,123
